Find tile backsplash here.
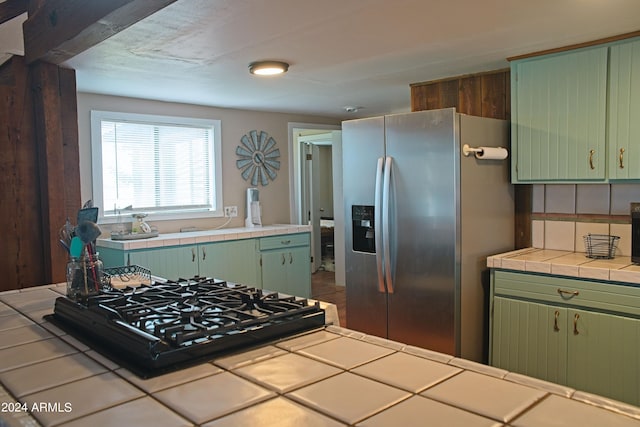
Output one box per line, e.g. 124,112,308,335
532,183,640,256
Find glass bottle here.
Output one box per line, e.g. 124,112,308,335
66,254,104,302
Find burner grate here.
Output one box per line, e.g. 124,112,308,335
48,276,325,377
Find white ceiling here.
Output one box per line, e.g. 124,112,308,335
3,0,640,119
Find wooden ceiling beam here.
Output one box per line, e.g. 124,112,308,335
0,0,27,25
23,0,176,65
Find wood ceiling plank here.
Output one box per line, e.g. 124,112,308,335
0,0,27,25
23,0,177,64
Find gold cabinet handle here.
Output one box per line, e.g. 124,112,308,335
573,313,580,335
192,248,196,262
589,149,595,170
202,247,206,261
281,253,286,265
557,288,579,298
620,148,625,169
289,253,293,264
554,310,560,332
281,240,291,245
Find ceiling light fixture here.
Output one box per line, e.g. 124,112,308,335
343,106,362,113
249,61,289,76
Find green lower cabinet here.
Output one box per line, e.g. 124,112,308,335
567,308,640,406
198,240,260,287
259,234,311,298
100,245,198,279
128,246,198,280
492,297,567,385
260,247,311,298
491,270,640,406
99,233,311,292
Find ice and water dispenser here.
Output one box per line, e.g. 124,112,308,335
352,205,376,253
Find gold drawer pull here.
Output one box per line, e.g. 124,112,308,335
557,288,579,298
573,313,580,335
589,149,595,170
620,148,625,169
281,240,291,245
553,310,560,332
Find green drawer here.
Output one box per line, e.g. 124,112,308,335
494,270,640,317
259,233,310,251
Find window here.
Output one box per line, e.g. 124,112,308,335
91,111,222,222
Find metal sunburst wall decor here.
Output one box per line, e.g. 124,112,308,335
236,130,280,186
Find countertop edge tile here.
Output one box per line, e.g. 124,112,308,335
403,346,454,364
361,335,405,351
491,248,640,285
448,358,508,378
325,325,366,340
504,372,575,398
572,391,640,420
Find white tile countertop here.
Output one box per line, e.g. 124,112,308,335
2,285,640,426
488,248,640,285
97,224,311,250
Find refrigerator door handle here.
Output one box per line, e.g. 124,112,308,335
374,157,385,293
383,156,394,294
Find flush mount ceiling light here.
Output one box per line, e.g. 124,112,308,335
343,106,362,113
249,61,289,76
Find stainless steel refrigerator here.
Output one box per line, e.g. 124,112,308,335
343,108,514,362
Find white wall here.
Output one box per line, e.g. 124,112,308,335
77,93,339,234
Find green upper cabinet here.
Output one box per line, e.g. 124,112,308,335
608,38,640,180
511,46,608,182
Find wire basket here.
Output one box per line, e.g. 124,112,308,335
583,234,620,259
103,265,152,289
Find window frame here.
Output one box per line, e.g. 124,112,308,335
90,110,223,224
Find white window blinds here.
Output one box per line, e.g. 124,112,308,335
91,111,222,221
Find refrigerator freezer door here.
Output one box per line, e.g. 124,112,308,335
384,109,459,354
343,116,388,337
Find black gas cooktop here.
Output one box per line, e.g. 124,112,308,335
48,277,325,378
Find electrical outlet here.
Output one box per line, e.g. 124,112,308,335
224,206,238,217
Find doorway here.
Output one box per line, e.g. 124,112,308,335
289,124,346,326
300,136,333,272
287,123,344,287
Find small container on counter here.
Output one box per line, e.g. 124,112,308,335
66,254,105,301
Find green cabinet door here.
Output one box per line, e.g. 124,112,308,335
128,246,198,280
567,308,640,406
512,46,607,182
261,251,289,294
198,240,260,287
492,297,568,385
286,246,311,298
608,38,640,180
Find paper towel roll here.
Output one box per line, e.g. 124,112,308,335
475,146,508,160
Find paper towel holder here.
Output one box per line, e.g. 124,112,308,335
462,144,508,159
462,144,484,157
